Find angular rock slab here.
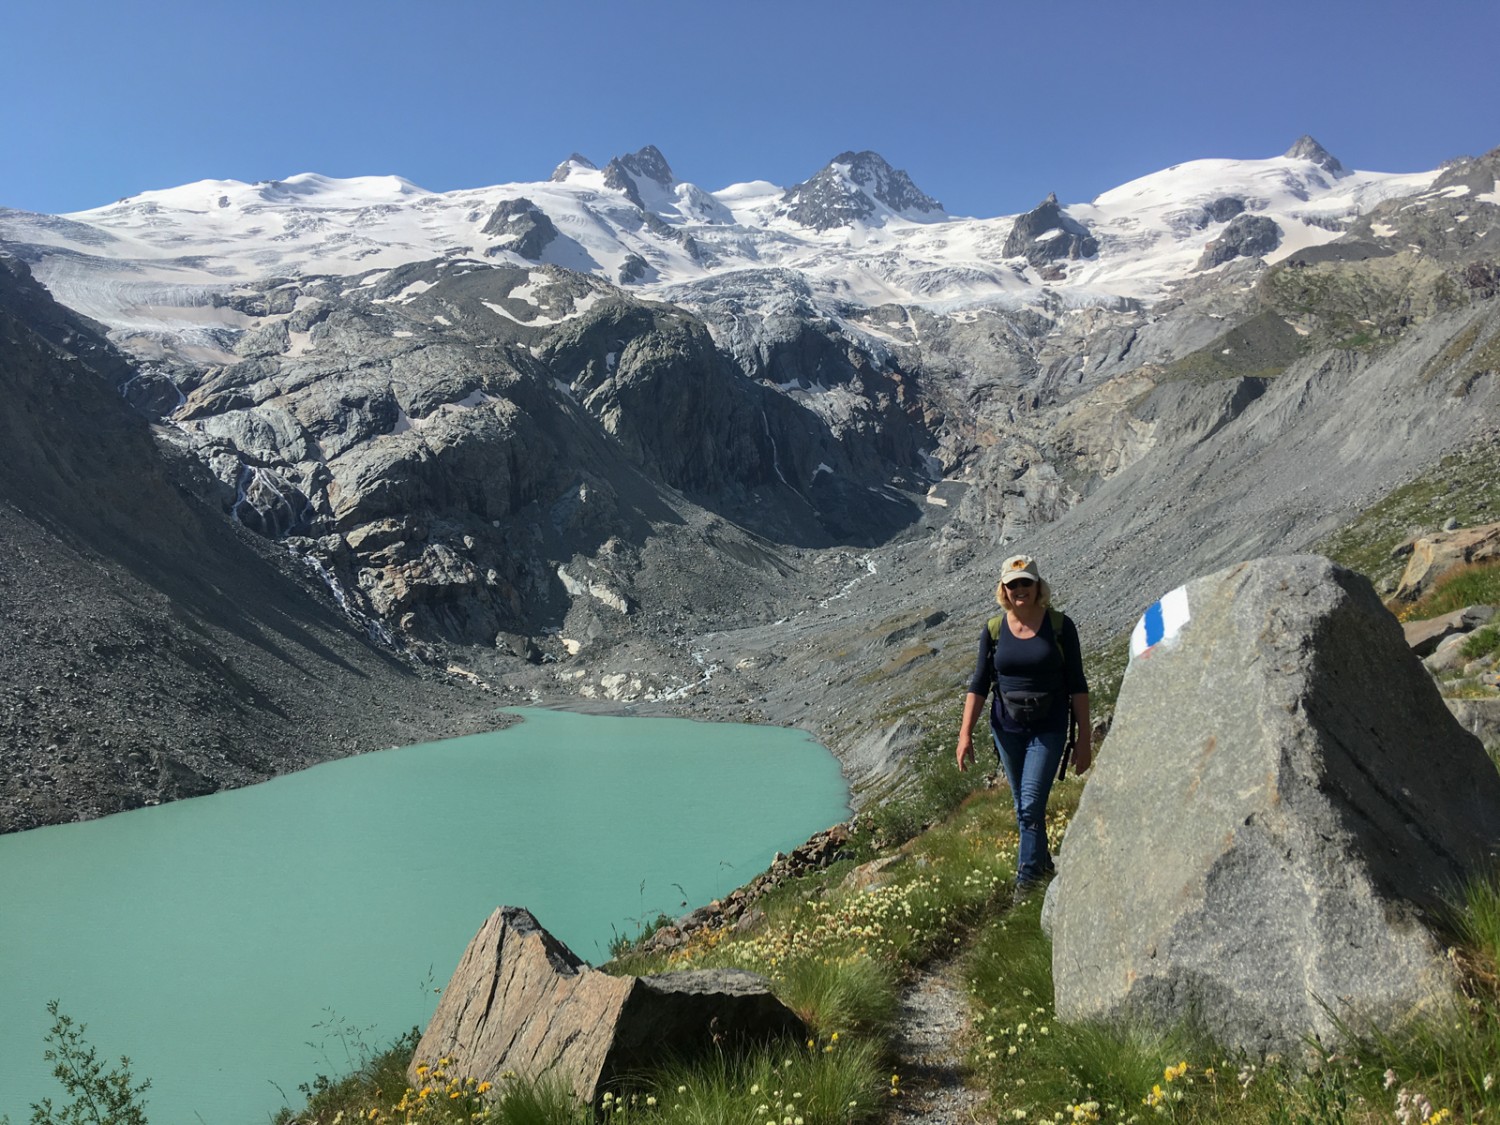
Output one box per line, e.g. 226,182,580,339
1051,555,1500,1059
412,907,804,1102
1395,522,1500,602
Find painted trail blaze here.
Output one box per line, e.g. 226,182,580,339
1130,585,1190,660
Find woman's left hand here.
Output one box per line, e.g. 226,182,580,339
1072,737,1093,775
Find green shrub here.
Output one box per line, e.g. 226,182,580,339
1461,624,1500,661
22,1001,151,1125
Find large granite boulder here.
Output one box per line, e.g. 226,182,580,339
1049,555,1500,1059
412,907,805,1103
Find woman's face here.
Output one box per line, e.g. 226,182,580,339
1004,577,1036,607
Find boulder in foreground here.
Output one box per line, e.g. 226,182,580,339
1050,555,1500,1058
412,906,805,1102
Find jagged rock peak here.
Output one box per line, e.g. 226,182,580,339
603,145,676,209
1004,193,1098,267
550,153,598,183
780,150,944,232
480,197,559,261
1284,135,1346,176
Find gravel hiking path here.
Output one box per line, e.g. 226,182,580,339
886,953,985,1125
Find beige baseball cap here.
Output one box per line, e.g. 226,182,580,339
1000,554,1041,585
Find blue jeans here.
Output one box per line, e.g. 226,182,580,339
991,724,1067,884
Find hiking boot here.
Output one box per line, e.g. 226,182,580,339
1012,879,1043,906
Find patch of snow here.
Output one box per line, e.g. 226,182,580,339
377,279,435,303
483,291,603,327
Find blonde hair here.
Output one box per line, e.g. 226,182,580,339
996,576,1052,610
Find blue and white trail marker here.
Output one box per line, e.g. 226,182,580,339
1130,585,1191,660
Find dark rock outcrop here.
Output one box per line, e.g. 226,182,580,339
1049,555,1500,1058
413,907,805,1104
481,197,560,261
617,252,652,284
1197,213,1283,269
1004,194,1098,266
1204,196,1247,223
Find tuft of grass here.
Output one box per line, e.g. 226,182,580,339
1462,624,1500,662
487,1074,586,1125
772,954,899,1040
624,1035,886,1125
1405,562,1500,622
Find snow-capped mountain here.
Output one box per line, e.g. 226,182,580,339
0,138,1445,354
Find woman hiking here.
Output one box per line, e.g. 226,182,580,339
956,553,1091,896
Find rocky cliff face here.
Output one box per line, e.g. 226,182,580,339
0,257,486,832
170,260,938,649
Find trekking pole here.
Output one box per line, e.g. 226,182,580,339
1058,710,1077,781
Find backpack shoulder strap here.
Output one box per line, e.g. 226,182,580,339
1048,607,1067,663
987,615,1003,643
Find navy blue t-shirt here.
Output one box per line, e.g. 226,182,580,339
967,612,1088,733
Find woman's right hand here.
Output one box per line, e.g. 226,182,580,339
956,733,975,771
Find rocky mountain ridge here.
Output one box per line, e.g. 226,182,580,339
2,138,1498,829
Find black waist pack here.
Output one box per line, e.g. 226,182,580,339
1000,689,1054,728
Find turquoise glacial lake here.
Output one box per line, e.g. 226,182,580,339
0,708,849,1125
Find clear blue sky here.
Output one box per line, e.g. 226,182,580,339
5,0,1497,218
